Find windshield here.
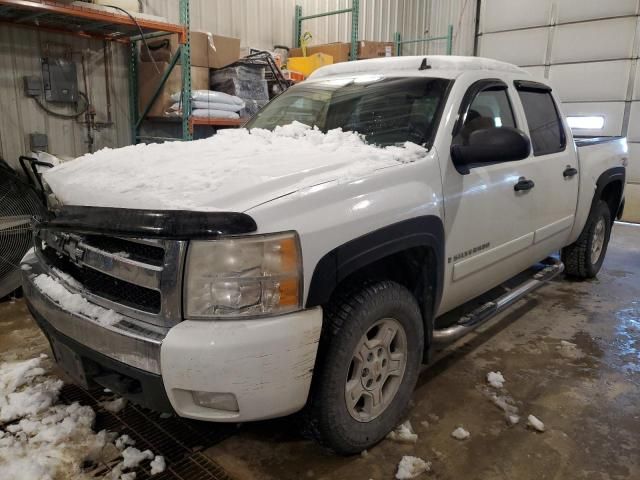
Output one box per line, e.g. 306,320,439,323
245,76,452,147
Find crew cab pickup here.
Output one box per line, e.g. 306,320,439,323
22,56,627,454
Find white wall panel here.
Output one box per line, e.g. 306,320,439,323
556,0,637,23
626,102,640,142
550,17,636,64
549,61,632,102
519,66,547,81
628,143,640,183
561,102,626,137
479,28,549,66
480,0,552,33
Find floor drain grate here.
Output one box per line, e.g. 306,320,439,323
60,384,236,480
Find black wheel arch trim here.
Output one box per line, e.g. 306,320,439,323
592,166,626,215
306,215,445,320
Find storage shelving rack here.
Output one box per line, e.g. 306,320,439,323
394,25,454,56
294,0,359,61
0,0,232,143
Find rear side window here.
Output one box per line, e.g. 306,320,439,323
517,88,566,156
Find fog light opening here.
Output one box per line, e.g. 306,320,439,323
192,391,239,412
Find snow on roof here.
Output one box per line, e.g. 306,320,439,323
309,55,528,80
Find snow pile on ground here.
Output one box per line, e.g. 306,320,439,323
0,356,106,479
100,397,127,414
150,455,166,475
387,420,418,444
557,340,585,359
395,455,431,479
43,122,428,212
32,273,122,327
0,354,62,423
451,426,470,440
527,414,545,432
0,356,165,479
487,371,505,389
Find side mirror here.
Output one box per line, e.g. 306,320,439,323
451,127,531,166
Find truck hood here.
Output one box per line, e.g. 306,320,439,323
44,123,427,213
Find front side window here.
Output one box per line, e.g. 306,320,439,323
517,88,566,156
453,88,516,145
246,77,452,148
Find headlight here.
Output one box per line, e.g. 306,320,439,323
185,232,302,319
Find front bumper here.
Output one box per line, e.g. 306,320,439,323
22,251,323,421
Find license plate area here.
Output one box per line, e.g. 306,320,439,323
51,338,89,389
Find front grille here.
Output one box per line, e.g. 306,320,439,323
42,246,162,313
35,229,185,327
84,235,165,266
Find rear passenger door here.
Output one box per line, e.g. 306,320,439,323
513,81,578,251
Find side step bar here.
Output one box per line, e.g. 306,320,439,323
432,258,564,344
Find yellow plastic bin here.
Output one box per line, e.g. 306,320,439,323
287,53,333,78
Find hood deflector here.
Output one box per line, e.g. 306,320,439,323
36,206,257,239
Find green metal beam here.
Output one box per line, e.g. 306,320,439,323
179,0,192,141
393,25,454,56
350,0,359,61
293,0,360,59
135,49,181,130
129,42,138,144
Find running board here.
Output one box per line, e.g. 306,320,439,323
432,258,564,345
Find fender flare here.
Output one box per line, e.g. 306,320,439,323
305,216,445,320
591,166,626,218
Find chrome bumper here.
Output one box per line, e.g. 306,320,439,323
21,251,166,374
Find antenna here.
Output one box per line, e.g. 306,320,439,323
419,58,431,70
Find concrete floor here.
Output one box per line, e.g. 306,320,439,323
1,223,638,480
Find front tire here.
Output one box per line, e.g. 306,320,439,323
562,200,612,278
304,280,424,455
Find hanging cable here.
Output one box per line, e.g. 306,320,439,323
34,91,89,119
104,4,161,74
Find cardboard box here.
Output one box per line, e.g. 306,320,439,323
138,62,209,117
358,41,395,59
209,35,241,69
140,31,240,69
289,42,351,63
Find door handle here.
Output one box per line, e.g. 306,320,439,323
563,166,578,178
514,177,535,192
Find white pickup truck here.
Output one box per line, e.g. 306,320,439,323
22,56,627,454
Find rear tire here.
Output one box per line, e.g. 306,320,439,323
303,280,424,455
562,200,611,278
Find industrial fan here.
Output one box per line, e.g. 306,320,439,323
0,159,47,299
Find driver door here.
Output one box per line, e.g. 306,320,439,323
438,79,540,314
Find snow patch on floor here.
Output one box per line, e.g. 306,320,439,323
387,420,418,444
150,455,166,475
451,426,470,440
395,455,431,479
557,340,585,359
527,414,545,432
487,371,505,388
100,397,127,414
0,356,164,480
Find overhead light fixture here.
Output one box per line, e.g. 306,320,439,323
566,116,605,130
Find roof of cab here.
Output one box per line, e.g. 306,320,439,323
308,55,529,81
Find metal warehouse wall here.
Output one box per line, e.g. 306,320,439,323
0,26,131,170
0,0,475,167
143,0,475,55
477,0,640,222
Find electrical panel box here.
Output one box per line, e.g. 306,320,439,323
41,57,78,103
29,133,48,151
23,76,42,97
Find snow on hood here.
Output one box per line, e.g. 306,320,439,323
44,122,427,212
